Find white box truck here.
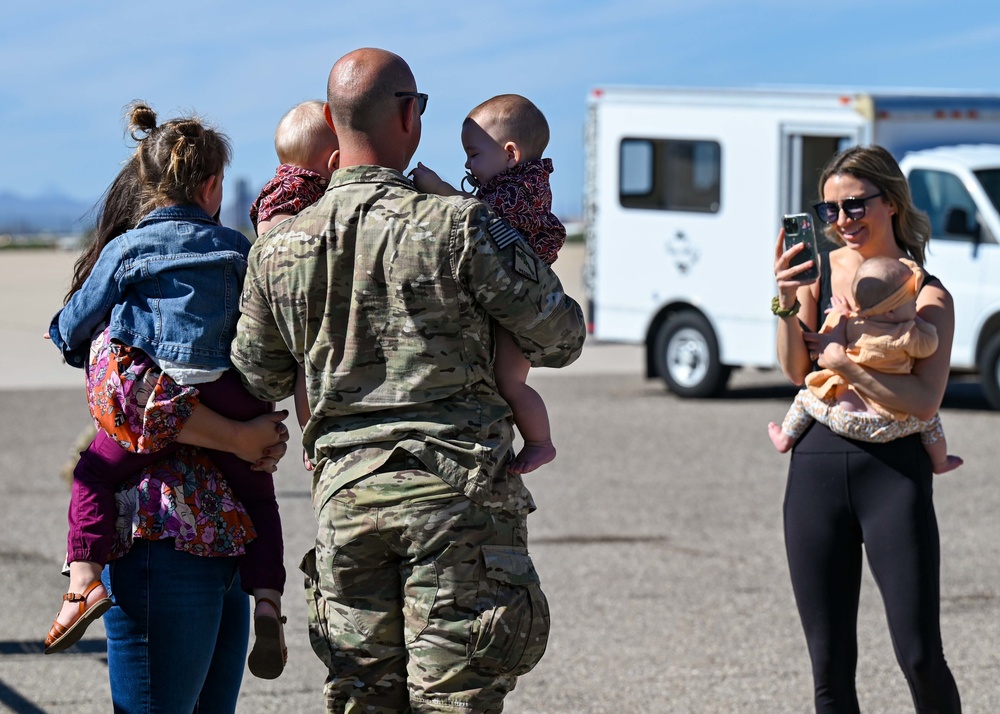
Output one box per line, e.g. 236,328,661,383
583,86,1000,408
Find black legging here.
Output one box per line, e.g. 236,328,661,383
784,421,961,713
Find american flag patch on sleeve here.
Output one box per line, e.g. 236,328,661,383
485,218,523,249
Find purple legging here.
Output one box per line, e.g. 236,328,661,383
68,370,285,594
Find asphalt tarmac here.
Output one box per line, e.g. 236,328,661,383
2,247,997,713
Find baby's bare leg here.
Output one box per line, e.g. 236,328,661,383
924,439,962,474
495,327,555,474
294,365,314,471
769,390,813,453
921,416,963,474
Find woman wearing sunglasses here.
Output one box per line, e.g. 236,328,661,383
772,145,962,713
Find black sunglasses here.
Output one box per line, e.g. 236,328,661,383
813,192,884,224
395,91,428,116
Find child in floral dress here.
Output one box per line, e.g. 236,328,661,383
46,103,289,679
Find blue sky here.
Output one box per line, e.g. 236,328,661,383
4,0,1000,220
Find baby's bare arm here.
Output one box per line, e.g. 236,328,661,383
256,213,295,236
410,162,464,196
829,294,852,317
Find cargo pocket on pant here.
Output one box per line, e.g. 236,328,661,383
300,548,335,670
468,545,550,676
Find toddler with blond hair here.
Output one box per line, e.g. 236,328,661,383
251,100,339,235
251,101,342,459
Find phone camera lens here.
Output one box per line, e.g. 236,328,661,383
784,217,799,233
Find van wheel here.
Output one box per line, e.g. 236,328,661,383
653,311,730,397
981,332,1000,410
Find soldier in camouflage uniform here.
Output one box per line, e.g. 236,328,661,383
231,48,586,713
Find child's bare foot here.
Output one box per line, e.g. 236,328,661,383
508,440,556,474
933,455,963,474
248,595,287,679
45,577,112,654
768,422,795,453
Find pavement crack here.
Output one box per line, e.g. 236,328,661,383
941,591,996,613
532,534,667,545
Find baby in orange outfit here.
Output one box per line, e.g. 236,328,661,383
769,256,962,474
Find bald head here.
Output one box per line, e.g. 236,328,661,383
274,100,337,169
326,48,416,133
853,257,913,310
468,94,550,160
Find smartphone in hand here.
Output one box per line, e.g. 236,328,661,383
782,213,819,283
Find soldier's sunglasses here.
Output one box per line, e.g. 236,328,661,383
813,192,884,224
395,92,429,115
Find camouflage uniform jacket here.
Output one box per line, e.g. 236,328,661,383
232,165,586,513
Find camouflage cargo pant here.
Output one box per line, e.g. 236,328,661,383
300,464,549,713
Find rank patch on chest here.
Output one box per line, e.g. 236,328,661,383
513,244,538,282
485,218,523,250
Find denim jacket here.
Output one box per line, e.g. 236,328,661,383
50,205,251,370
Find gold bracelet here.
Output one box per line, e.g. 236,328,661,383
771,296,801,318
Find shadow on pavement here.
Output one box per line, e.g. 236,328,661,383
0,639,107,656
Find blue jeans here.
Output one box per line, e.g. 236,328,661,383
102,539,250,713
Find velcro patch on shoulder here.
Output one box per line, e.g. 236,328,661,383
513,244,539,282
486,218,523,250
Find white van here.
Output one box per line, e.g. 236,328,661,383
583,86,1000,408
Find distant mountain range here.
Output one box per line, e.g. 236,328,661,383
0,179,259,237
0,191,98,234
2,184,578,238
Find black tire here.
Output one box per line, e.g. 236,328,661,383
653,311,731,398
980,332,1000,410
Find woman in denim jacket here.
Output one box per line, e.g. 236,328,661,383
45,103,291,704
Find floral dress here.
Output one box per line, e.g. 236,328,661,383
87,327,256,559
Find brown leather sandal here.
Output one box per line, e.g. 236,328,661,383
44,580,112,655
247,597,287,679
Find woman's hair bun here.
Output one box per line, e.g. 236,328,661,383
127,101,158,141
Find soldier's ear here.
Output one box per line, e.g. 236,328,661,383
401,97,417,134
323,103,336,133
